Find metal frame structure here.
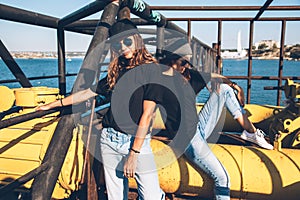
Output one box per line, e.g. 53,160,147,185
0,0,300,198
1,1,299,105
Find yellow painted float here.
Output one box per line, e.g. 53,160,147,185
0,86,84,199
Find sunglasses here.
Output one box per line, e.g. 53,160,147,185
177,58,191,68
111,37,133,51
180,59,189,66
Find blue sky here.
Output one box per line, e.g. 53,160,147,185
1,0,300,51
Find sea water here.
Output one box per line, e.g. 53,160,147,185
0,58,299,106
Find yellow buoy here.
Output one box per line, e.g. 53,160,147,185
0,86,15,112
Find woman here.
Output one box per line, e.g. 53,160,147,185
37,19,165,200
164,51,273,149
160,41,273,200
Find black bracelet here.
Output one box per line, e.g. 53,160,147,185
129,148,140,154
60,98,64,107
230,82,237,89
231,82,237,86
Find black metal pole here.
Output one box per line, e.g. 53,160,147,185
0,4,57,28
57,27,67,95
277,20,286,106
58,0,110,27
247,21,254,104
0,163,48,197
0,109,58,129
72,1,119,92
0,40,32,87
30,2,120,199
31,114,75,200
156,27,164,60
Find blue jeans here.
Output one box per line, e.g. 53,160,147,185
100,127,165,200
185,84,243,200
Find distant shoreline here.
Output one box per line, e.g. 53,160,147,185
4,51,299,61
9,51,86,59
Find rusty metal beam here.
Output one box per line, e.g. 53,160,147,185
166,17,300,21
0,40,32,87
58,0,109,27
0,4,58,28
223,76,300,81
30,1,120,199
252,0,274,21
149,5,300,11
0,163,49,197
277,20,286,106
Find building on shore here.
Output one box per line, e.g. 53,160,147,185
254,40,280,50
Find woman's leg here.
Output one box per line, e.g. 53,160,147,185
198,86,229,139
185,130,230,200
199,84,247,138
101,128,164,200
134,137,165,200
100,128,129,200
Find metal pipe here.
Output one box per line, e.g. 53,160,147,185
0,4,58,28
58,0,109,27
57,1,109,95
156,26,164,60
277,20,286,106
187,20,191,43
166,17,300,21
149,5,300,11
0,163,48,197
0,40,32,88
0,4,101,35
72,2,119,92
252,0,274,21
57,28,67,95
30,114,75,200
0,109,58,129
225,76,300,81
31,2,120,198
247,21,254,104
217,20,222,74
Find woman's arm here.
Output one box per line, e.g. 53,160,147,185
36,88,98,110
211,73,245,107
123,100,156,178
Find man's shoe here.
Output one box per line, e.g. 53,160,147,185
240,129,273,150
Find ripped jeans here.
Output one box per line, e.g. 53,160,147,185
185,84,245,200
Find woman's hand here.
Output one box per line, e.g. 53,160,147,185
235,85,245,107
123,151,138,178
35,89,96,111
36,103,53,111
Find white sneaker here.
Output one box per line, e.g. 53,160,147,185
240,129,274,150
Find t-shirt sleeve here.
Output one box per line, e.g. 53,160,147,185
90,76,111,98
140,64,165,103
143,83,164,103
189,69,211,93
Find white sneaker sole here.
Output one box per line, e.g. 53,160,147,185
240,134,273,150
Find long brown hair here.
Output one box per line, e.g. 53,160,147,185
160,53,191,81
107,34,157,89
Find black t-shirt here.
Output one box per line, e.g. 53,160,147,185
91,63,198,141
188,68,211,94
